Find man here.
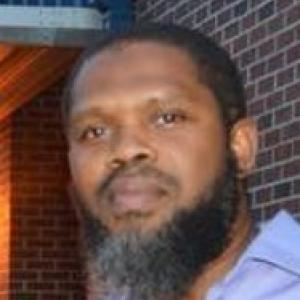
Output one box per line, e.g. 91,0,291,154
62,24,300,300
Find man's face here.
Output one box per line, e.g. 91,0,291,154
67,42,227,236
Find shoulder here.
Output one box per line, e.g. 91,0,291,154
207,210,300,300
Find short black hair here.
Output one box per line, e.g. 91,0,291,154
62,23,246,130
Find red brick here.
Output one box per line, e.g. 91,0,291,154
286,4,300,24
287,44,300,64
241,48,256,67
282,121,300,140
258,39,275,58
250,25,267,44
281,198,300,215
179,15,196,28
286,82,300,101
245,84,256,102
267,53,284,72
263,166,282,183
201,17,216,34
297,24,300,44
39,293,68,300
283,159,300,177
217,8,232,26
10,293,38,300
274,181,292,199
233,34,248,53
264,129,280,147
250,62,267,80
211,0,225,13
8,82,83,299
242,12,256,30
264,203,282,220
247,171,262,188
274,105,293,124
276,0,294,11
294,179,300,194
41,271,71,281
26,261,54,270
259,1,275,21
257,113,273,130
267,13,284,34
224,21,240,39
258,76,275,95
255,187,271,204
234,1,248,17
256,149,272,167
258,134,264,149
274,143,293,161
248,99,264,116
251,208,263,224
295,101,300,117
195,6,208,22
27,282,55,290
212,31,222,44
14,271,38,280
276,29,295,49
294,139,300,155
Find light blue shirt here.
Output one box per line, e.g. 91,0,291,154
206,210,300,300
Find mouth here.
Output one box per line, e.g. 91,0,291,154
107,177,167,217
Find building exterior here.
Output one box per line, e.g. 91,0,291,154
0,0,299,298
135,0,300,224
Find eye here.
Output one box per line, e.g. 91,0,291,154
156,111,187,126
80,125,107,141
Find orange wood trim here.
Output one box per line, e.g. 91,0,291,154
0,47,80,121
0,44,14,64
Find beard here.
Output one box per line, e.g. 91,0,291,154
73,153,240,300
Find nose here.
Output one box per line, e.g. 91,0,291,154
107,129,157,169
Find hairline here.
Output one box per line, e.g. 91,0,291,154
64,38,217,125
62,25,246,130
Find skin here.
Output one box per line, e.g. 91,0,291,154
67,41,257,299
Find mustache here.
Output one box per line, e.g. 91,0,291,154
96,162,180,198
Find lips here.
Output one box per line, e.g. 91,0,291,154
108,176,165,216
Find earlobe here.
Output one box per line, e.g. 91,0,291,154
230,118,258,178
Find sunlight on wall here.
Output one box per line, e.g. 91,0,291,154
0,118,11,300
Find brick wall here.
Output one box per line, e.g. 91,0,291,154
135,0,300,223
0,1,298,298
9,85,85,299
0,119,11,300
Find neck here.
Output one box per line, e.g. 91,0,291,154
184,196,252,300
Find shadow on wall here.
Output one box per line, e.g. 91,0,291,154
9,82,86,300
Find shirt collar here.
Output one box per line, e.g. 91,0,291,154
245,210,300,276
213,209,300,293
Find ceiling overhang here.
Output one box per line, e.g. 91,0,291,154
0,45,80,121
0,6,107,47
0,5,109,120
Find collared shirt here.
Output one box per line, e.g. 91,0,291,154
206,210,300,300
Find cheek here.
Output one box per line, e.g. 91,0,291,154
68,146,107,199
159,125,226,208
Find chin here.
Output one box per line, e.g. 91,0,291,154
101,206,175,238
74,153,239,300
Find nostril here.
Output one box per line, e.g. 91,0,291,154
134,153,149,162
111,158,125,169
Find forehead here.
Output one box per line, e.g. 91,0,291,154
72,42,201,101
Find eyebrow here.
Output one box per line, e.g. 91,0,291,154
69,83,198,126
69,109,106,127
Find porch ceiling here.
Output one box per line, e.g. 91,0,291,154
0,44,79,121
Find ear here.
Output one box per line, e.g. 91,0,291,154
230,118,258,178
